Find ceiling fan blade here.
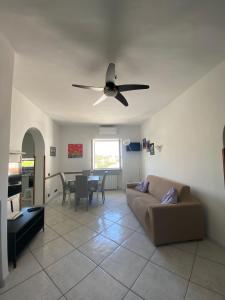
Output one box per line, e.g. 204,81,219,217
93,94,108,106
118,84,149,92
106,63,116,83
72,84,103,92
115,92,128,107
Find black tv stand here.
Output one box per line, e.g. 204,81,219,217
7,207,44,268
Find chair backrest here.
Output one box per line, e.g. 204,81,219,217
100,171,108,192
82,170,91,176
76,175,89,198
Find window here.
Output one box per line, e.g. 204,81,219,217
92,139,121,170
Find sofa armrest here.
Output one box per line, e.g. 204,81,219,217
148,202,204,245
126,182,139,189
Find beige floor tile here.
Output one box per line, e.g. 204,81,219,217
0,271,61,300
151,245,194,279
100,246,147,288
64,225,98,247
29,226,59,250
104,210,125,222
45,213,67,226
32,237,74,268
89,205,111,216
86,217,113,233
122,232,155,259
74,212,100,225
197,239,225,265
185,282,225,300
191,257,225,295
117,214,140,230
65,267,128,300
46,250,96,293
0,251,42,294
48,219,81,235
124,291,143,300
132,262,188,300
79,234,118,264
101,223,134,244
135,225,147,235
174,241,198,254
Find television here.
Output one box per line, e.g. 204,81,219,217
126,142,141,152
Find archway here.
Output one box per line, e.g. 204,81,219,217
21,128,45,205
223,126,225,186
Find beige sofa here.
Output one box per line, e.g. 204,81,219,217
126,175,204,246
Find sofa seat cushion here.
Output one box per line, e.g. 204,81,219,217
126,187,145,208
130,194,158,229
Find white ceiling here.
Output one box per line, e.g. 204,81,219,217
0,0,225,125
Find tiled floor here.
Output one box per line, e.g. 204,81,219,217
1,191,225,300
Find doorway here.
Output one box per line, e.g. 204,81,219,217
21,128,45,206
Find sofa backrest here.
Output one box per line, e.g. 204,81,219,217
147,175,190,202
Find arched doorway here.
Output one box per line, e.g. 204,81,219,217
21,128,45,206
223,126,225,186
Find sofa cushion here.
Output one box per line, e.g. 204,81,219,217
130,194,158,227
135,179,149,193
160,187,178,204
147,175,190,202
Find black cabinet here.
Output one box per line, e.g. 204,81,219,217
7,207,44,268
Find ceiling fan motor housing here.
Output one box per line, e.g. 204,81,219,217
104,82,118,97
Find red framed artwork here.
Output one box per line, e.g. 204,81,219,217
68,144,83,158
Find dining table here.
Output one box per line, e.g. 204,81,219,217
68,175,100,202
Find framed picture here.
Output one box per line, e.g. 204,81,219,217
50,146,56,157
68,144,83,158
146,140,150,152
149,143,155,155
142,138,147,149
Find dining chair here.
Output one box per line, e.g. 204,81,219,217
59,172,76,205
88,180,99,203
75,175,89,211
98,171,108,204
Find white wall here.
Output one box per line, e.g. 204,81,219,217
10,88,61,203
0,34,14,284
22,132,34,158
141,60,225,246
59,124,142,188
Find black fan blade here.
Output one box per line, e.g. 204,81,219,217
115,92,128,107
106,63,116,83
72,84,103,92
118,84,149,92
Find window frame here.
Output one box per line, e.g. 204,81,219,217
92,138,122,171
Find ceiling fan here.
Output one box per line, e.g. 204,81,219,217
72,63,149,107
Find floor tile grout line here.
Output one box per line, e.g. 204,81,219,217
123,246,158,300
48,197,223,296
148,258,191,281
8,194,225,299
183,241,199,299
29,249,65,298
187,280,225,298
195,253,225,267
0,269,44,296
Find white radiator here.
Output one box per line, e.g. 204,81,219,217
105,174,118,190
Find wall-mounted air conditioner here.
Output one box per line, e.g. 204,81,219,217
99,125,117,136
